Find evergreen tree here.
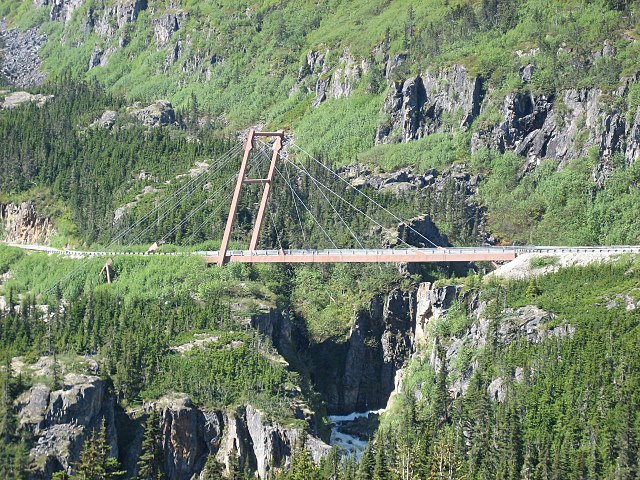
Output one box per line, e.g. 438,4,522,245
201,455,225,479
372,437,389,480
356,445,374,480
227,443,244,480
137,409,165,480
72,420,124,480
288,432,316,480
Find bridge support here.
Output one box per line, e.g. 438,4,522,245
101,258,113,283
218,130,284,266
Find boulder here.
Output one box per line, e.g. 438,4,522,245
129,100,176,126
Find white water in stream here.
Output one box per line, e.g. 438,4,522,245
327,409,385,459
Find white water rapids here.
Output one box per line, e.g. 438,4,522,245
327,409,385,458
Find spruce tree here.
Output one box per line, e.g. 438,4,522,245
72,420,124,480
137,409,165,480
356,445,374,480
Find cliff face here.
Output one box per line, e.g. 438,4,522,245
377,62,640,184
15,371,329,480
309,287,417,414
12,280,578,479
0,202,55,245
13,357,117,478
411,281,575,401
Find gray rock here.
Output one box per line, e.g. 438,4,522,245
154,10,188,48
0,20,47,87
391,214,450,249
315,288,416,414
625,107,640,164
92,110,118,128
1,91,53,109
16,372,118,476
376,64,485,143
293,48,366,106
88,46,103,68
520,64,535,82
49,0,84,23
0,201,55,244
487,377,506,402
95,0,148,39
129,100,176,126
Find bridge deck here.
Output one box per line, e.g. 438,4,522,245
7,244,640,264
203,248,519,264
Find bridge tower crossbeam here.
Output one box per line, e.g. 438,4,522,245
217,129,284,266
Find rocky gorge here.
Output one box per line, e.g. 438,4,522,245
11,267,570,479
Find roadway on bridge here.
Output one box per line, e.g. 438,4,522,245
6,243,640,264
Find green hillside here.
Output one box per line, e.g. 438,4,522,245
1,1,640,479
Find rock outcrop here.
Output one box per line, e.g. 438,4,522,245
14,356,329,480
311,288,416,414
374,61,640,184
341,162,490,245
293,49,369,106
376,65,485,143
129,100,176,127
390,214,450,248
91,109,119,128
470,87,635,184
0,202,55,244
49,0,84,23
15,362,117,477
411,283,574,400
0,20,47,87
153,10,188,48
1,91,54,109
94,0,148,40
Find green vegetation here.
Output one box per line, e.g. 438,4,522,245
2,0,640,478
529,255,559,268
475,150,640,244
277,256,640,479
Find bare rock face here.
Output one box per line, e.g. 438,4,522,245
152,395,220,479
0,202,55,244
1,91,54,109
293,49,368,106
220,405,329,479
376,65,485,143
49,0,84,23
415,282,461,344
311,288,417,414
468,83,640,184
94,0,148,39
412,283,574,399
391,214,450,248
153,10,188,48
91,109,119,128
0,20,47,88
16,371,117,477
143,397,329,480
129,100,176,126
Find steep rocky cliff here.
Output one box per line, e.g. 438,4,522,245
376,65,485,143
376,59,640,184
14,358,330,480
411,281,575,401
0,202,55,244
13,357,117,478
309,287,417,414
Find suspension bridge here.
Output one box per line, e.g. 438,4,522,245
4,129,640,290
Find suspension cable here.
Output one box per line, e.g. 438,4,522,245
273,163,338,249
289,142,441,248
110,142,242,247
284,158,424,251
